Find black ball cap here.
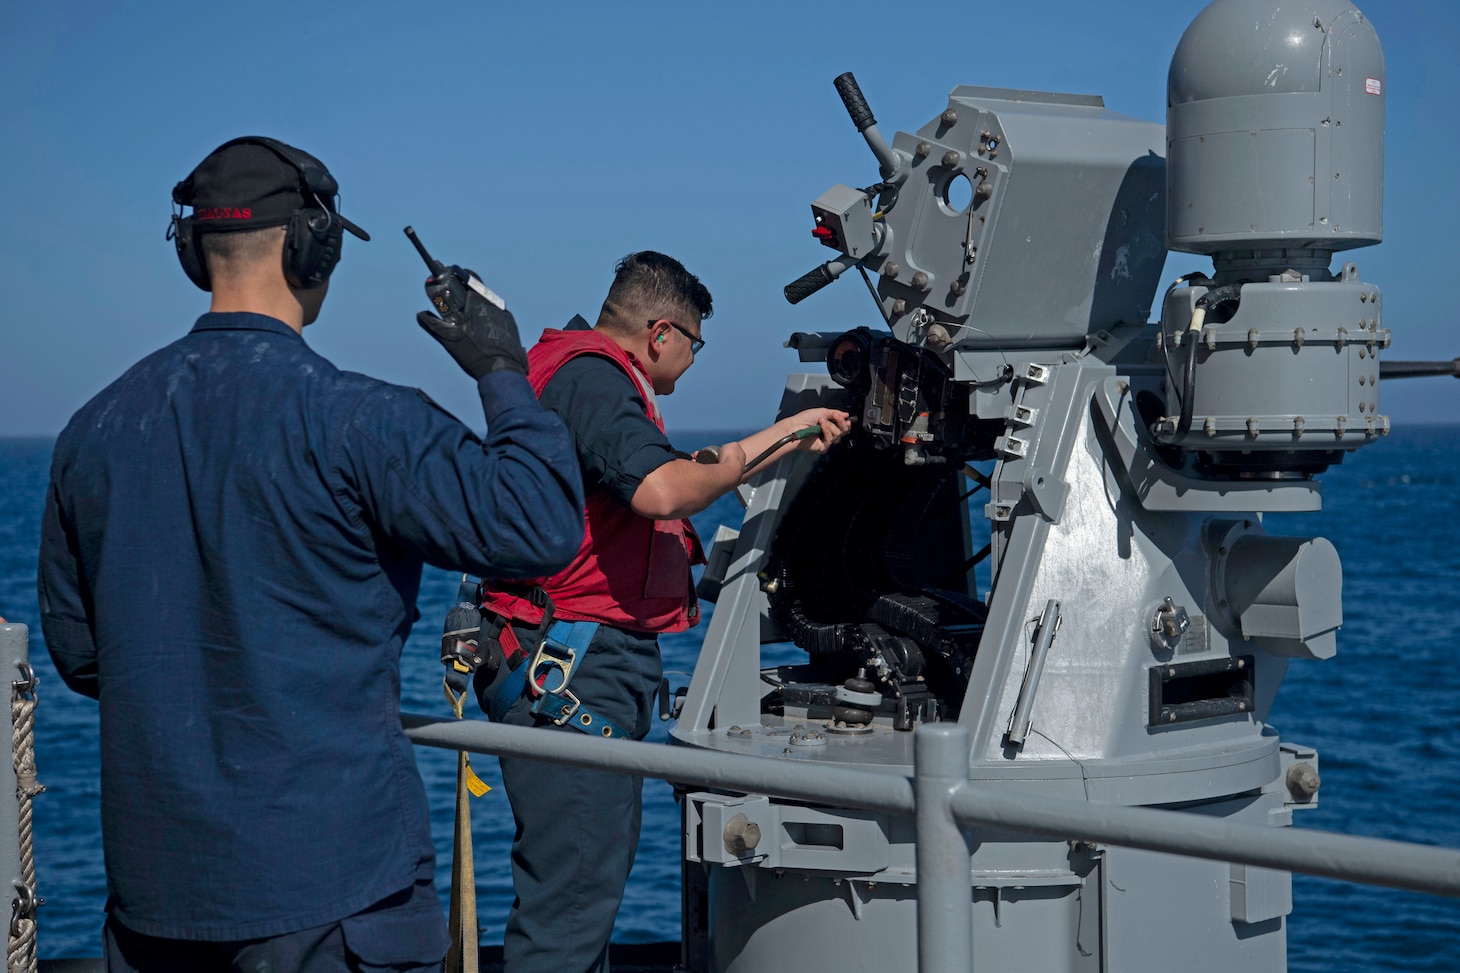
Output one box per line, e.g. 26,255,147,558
173,136,370,241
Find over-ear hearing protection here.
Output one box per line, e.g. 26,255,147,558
169,137,351,293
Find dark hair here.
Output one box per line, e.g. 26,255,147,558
605,251,713,323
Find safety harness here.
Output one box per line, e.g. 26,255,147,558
442,583,630,973
442,577,631,770
488,618,627,739
436,577,627,971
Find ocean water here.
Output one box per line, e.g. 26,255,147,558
1,426,1458,969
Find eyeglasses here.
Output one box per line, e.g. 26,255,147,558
654,319,705,355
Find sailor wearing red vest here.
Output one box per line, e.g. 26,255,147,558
475,251,849,973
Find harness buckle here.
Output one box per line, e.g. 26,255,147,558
545,689,583,726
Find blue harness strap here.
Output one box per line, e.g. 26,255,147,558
491,619,628,740
535,688,629,739
489,656,528,719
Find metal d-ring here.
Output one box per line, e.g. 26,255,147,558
11,662,36,696
10,882,35,936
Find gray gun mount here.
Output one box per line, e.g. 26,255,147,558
671,2,1411,971
1155,0,1390,467
798,87,1168,353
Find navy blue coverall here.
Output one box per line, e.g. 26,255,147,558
37,312,584,966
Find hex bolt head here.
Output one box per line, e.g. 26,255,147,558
723,813,764,858
1286,762,1321,802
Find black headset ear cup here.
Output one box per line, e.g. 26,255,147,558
172,216,212,292
282,209,342,289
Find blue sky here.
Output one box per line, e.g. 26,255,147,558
3,0,1455,436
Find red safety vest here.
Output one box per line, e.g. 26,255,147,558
481,328,705,633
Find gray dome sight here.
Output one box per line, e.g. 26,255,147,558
1168,0,1385,259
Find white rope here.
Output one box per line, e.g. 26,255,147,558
8,686,42,973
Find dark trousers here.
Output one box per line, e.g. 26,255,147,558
102,870,447,973
488,623,662,973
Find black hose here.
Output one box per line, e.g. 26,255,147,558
1174,282,1243,440
693,426,823,476
1158,272,1211,396
1175,337,1200,440
744,429,819,476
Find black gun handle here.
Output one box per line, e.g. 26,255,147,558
784,263,837,305
834,72,876,133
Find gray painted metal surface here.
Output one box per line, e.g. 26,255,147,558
401,716,1460,898
653,1,1413,969
869,88,1167,350
1168,0,1385,254
1153,273,1390,451
0,624,29,926
913,726,974,973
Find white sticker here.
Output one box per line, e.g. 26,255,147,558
1365,77,1382,96
466,275,507,311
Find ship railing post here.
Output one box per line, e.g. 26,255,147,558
0,622,37,973
0,625,25,900
914,723,973,973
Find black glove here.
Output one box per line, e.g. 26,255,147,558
416,266,529,378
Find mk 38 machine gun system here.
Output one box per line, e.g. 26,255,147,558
667,1,1447,969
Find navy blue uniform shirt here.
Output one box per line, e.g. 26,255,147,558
37,312,584,941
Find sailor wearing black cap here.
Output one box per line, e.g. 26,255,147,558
38,137,585,972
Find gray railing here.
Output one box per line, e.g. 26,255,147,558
1,613,1454,973
403,714,1460,973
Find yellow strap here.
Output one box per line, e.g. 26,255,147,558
464,759,490,797
441,683,493,797
444,680,484,973
444,681,467,720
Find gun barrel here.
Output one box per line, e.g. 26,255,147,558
1379,358,1460,380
